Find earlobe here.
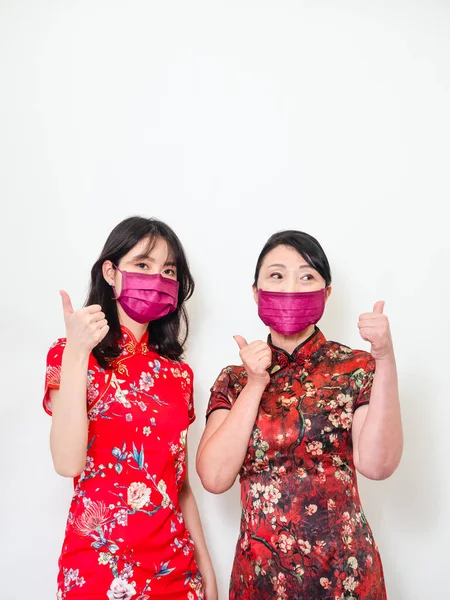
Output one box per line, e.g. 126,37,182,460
102,260,115,286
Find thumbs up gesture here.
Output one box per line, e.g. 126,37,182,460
233,335,272,387
60,290,109,355
358,301,393,360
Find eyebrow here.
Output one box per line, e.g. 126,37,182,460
267,263,314,270
132,253,177,268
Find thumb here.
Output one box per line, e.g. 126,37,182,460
60,290,74,316
233,335,248,350
373,300,385,315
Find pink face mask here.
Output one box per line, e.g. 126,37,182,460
112,266,179,324
258,288,326,336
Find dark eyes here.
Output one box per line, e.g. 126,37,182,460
136,263,176,277
270,272,314,281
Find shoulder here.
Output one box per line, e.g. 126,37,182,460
167,357,193,378
178,360,194,386
216,364,247,378
48,337,66,351
46,338,101,370
157,356,195,388
147,351,187,370
178,360,194,377
45,338,66,363
212,364,247,392
207,365,247,415
321,340,373,367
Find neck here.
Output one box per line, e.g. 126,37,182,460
269,324,316,355
117,306,149,343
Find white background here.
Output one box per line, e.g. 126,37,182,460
1,1,449,598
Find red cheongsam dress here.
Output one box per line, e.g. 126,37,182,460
207,328,387,600
44,326,203,600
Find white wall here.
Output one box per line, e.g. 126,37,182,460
1,1,449,598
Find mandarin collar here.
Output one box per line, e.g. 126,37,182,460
120,325,150,357
268,327,326,375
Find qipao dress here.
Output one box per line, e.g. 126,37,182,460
44,326,203,600
207,328,386,600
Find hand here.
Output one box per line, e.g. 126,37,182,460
233,335,271,387
358,301,393,360
60,290,109,355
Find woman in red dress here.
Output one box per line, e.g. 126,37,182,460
197,230,402,599
44,216,217,600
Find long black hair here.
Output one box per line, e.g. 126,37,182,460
86,216,194,368
253,230,332,287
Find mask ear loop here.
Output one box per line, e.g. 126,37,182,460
110,263,121,299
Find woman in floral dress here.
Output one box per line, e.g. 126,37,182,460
197,230,402,599
44,216,217,600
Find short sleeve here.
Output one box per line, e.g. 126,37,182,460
354,355,376,410
43,339,66,416
206,366,245,419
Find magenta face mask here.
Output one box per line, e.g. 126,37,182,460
258,288,326,336
112,267,179,324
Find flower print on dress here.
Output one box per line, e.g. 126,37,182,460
58,567,86,598
170,367,191,384
115,388,131,408
169,429,189,486
71,444,188,590
43,327,202,598
46,365,62,389
207,328,386,599
277,533,295,553
107,577,136,600
87,371,167,427
148,358,163,377
127,482,151,510
87,369,100,405
139,372,154,392
248,428,270,473
306,440,323,456
74,501,112,536
157,480,171,508
113,509,128,526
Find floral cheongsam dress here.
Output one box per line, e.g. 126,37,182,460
207,328,386,600
44,326,203,600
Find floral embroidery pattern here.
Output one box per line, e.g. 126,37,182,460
44,327,200,599
207,328,385,600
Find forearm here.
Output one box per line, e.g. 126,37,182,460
50,345,89,477
197,381,265,493
356,355,403,479
179,483,216,588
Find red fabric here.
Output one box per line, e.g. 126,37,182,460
207,328,385,600
44,327,202,600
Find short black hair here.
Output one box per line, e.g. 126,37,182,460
253,230,332,287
